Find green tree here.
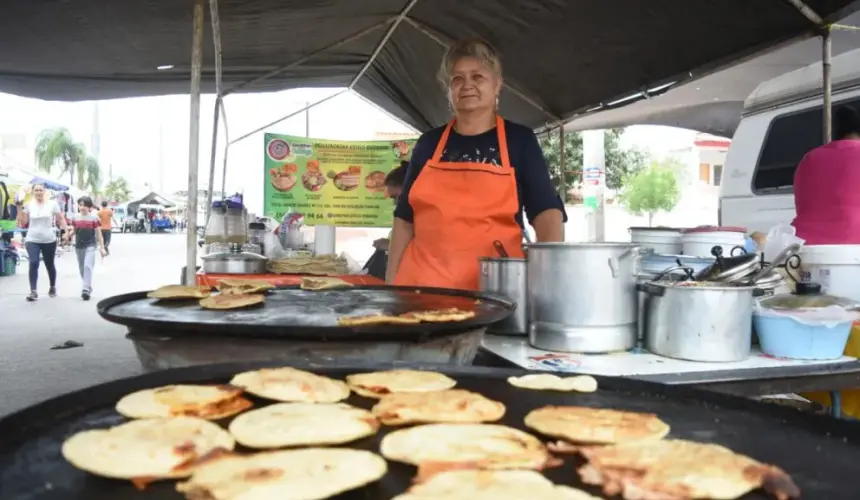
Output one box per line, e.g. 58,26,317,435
619,160,680,226
34,128,102,193
539,128,648,202
103,177,133,203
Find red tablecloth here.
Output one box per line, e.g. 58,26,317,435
196,272,384,287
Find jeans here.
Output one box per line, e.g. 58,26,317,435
25,241,57,291
75,246,96,293
101,229,112,251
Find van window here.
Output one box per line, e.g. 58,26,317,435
753,97,860,193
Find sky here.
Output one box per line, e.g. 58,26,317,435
0,88,693,213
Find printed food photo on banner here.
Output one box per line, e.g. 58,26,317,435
301,159,326,192
263,134,416,228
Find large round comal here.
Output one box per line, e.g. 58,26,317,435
641,282,756,362
526,243,639,353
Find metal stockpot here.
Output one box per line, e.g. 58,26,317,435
479,257,528,335
639,280,762,362
201,252,268,274
527,243,641,353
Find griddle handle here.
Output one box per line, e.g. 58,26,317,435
636,282,665,297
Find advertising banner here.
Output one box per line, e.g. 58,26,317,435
264,133,416,227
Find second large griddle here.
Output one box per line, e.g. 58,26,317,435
1,361,859,499
97,285,514,341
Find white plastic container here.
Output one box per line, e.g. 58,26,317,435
629,227,682,254
682,229,746,257
799,245,860,302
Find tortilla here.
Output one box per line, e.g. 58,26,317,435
199,293,265,310
337,313,421,326
176,448,388,500
216,279,274,295
300,276,354,290
371,389,506,425
576,439,801,500
524,406,670,445
379,424,556,474
148,285,212,300
230,367,350,403
61,417,234,481
116,384,252,420
508,374,598,393
392,470,602,500
403,308,476,322
346,369,457,398
228,403,379,449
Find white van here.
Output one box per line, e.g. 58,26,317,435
719,49,860,233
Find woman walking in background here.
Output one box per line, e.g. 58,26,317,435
15,183,67,301
64,196,107,301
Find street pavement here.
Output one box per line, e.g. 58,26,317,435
0,232,190,417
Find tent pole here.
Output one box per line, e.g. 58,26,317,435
822,27,832,143
403,16,560,123
229,90,348,145
222,20,393,97
558,126,566,203
204,97,221,230
349,0,421,89
184,0,205,286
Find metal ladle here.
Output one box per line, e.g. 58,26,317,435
493,240,509,258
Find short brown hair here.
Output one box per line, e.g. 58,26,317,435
438,38,502,88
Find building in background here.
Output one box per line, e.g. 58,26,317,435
668,133,730,188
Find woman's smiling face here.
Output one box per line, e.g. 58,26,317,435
447,56,501,114
32,184,46,201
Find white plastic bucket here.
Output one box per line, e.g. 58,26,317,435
799,245,860,302
629,228,682,255
681,231,746,258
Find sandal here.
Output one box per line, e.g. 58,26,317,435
26,291,37,302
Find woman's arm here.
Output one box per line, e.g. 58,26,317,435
517,127,567,243
16,204,28,227
385,218,414,283
532,208,564,242
54,204,67,231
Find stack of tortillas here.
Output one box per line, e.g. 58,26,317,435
61,417,234,485
230,367,350,403
267,254,350,276
392,470,601,500
176,448,387,500
115,384,252,420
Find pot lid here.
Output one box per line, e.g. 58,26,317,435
202,251,268,261
682,225,747,234
628,226,682,232
758,282,860,310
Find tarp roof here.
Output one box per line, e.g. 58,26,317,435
564,11,860,137
1,1,859,132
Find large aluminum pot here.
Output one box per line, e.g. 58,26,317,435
201,252,268,274
479,257,527,335
527,243,641,353
640,281,762,362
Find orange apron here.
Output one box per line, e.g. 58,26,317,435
395,115,525,290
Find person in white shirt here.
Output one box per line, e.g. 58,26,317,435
15,184,68,301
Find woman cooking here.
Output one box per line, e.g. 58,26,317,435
386,38,566,289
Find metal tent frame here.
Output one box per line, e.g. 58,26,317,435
183,0,841,284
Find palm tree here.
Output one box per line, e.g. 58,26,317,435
103,177,132,203
77,155,102,194
35,128,85,186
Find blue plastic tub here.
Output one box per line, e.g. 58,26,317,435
753,314,852,360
